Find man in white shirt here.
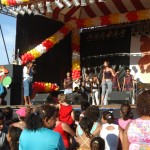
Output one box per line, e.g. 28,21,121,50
23,61,33,105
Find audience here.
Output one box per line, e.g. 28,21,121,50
3,107,13,126
75,117,93,149
100,111,123,150
0,110,9,150
115,103,133,130
11,107,27,130
7,126,22,150
57,94,74,127
90,137,105,150
54,109,75,150
123,90,150,150
19,104,65,150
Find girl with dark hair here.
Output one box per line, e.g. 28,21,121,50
100,111,123,150
90,137,105,150
115,104,133,129
19,104,65,150
7,126,22,150
75,117,94,149
123,90,150,150
101,61,119,105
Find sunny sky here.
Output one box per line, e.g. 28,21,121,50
0,14,16,65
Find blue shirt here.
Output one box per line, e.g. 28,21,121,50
19,127,65,150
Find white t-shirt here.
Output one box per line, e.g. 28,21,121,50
23,66,32,81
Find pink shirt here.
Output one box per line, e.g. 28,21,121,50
118,119,131,129
127,118,150,150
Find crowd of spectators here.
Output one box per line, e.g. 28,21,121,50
0,90,150,150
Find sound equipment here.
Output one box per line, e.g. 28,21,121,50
66,92,84,105
32,93,52,105
2,65,23,105
107,91,131,104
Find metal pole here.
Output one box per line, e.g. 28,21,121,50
0,24,10,64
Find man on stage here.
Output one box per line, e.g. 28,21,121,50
63,72,73,95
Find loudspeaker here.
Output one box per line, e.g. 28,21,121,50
2,65,23,105
107,91,131,104
32,93,53,105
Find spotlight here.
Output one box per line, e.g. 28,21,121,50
72,0,80,6
38,2,45,14
81,0,87,6
54,0,64,9
23,5,32,15
16,6,25,15
62,0,72,7
30,4,39,15
9,8,18,16
46,1,53,13
89,0,95,4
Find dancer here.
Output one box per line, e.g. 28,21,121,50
91,75,100,105
63,72,73,95
122,69,134,91
101,61,118,105
112,69,121,91
23,61,34,105
82,75,92,103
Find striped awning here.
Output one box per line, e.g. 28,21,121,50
45,0,150,22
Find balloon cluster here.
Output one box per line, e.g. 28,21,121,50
1,0,29,5
72,30,81,80
32,82,59,93
21,26,71,64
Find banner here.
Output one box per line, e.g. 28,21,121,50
130,35,150,83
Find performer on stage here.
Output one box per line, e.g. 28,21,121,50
101,61,119,105
82,75,92,103
23,61,34,105
122,68,134,91
91,74,100,105
63,72,73,95
112,69,121,91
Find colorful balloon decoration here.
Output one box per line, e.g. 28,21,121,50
32,82,59,93
1,0,29,5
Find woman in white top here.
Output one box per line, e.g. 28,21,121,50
99,111,123,150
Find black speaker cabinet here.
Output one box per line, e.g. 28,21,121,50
107,91,131,104
2,65,23,105
32,93,52,105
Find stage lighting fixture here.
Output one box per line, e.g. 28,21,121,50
30,4,39,15
72,0,80,7
38,2,45,14
23,5,32,15
89,0,95,4
81,0,87,6
62,0,72,7
54,0,64,9
9,8,18,16
46,1,53,13
16,6,25,15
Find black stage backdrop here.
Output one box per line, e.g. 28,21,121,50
16,14,71,88
80,27,131,68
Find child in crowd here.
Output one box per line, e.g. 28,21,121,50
3,107,13,126
100,111,123,150
7,126,22,150
0,110,9,149
12,107,27,130
115,103,133,129
90,137,105,150
57,93,74,127
79,100,90,121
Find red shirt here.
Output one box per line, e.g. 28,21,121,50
59,104,74,125
54,123,69,148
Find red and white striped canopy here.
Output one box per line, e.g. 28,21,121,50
46,0,150,22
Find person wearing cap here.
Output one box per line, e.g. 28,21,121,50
11,107,27,130
23,61,34,105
